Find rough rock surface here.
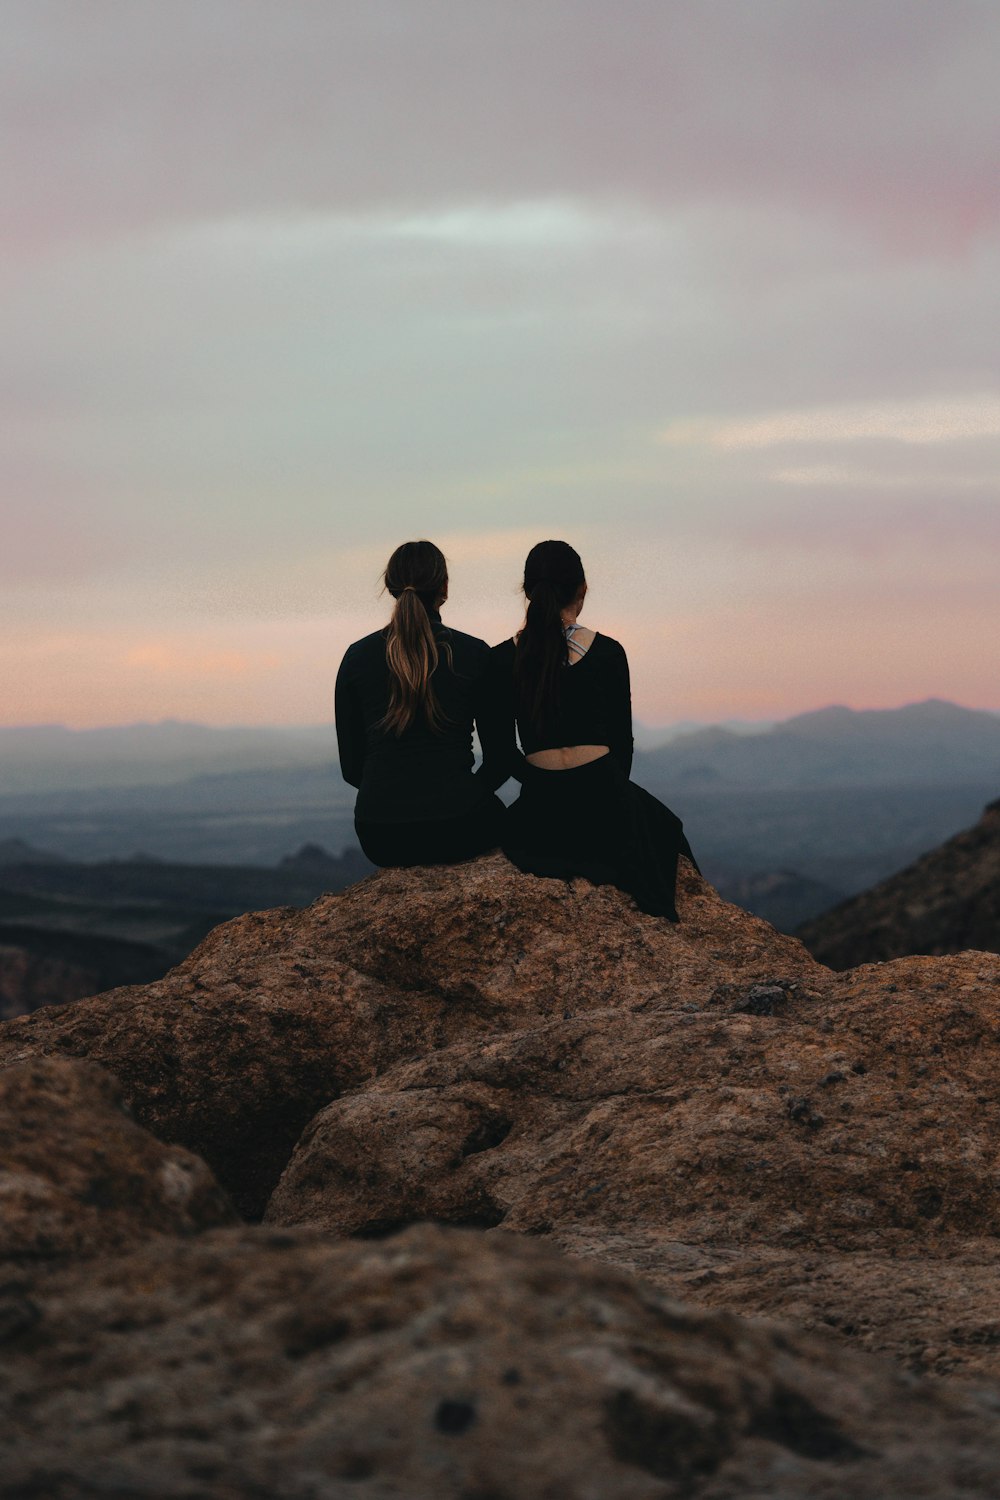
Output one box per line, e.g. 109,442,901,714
0,1056,236,1264
799,798,1000,968
5,854,1000,1492
0,855,816,1216
5,1223,1000,1500
269,948,1000,1251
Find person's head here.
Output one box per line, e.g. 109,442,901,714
515,539,587,725
522,539,586,620
384,539,449,611
380,540,451,736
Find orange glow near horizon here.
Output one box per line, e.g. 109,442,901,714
2,587,997,731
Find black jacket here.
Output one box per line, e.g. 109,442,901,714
335,618,513,824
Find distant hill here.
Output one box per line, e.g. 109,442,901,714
797,799,1000,969
635,699,1000,793
713,868,847,932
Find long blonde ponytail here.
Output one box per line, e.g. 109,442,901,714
380,541,451,735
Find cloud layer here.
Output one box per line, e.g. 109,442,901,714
3,2,998,725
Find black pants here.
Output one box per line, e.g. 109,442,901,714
503,754,696,920
356,794,505,868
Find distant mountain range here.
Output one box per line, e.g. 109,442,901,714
0,716,764,793
2,700,995,800
633,699,1000,793
0,702,997,930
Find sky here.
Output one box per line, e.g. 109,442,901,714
3,0,998,728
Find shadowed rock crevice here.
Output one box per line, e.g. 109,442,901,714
749,1385,867,1462
603,1386,729,1485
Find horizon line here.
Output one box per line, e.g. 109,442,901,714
2,696,1000,736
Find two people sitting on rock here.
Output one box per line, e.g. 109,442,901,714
334,537,696,920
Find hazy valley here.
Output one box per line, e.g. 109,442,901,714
1,699,997,1018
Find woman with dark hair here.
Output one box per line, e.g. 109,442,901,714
493,539,696,919
335,539,509,867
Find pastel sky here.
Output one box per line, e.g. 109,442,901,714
3,1,998,728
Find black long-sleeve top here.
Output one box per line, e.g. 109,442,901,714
335,617,513,823
489,632,634,777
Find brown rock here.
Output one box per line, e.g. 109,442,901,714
0,1056,235,1264
6,851,1000,1388
3,1223,1000,1499
267,894,1000,1375
268,949,1000,1249
0,855,819,1217
799,798,1000,967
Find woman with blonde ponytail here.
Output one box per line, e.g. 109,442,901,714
492,539,697,920
335,540,511,866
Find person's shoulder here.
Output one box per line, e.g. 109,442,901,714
339,629,386,667
592,633,629,665
345,628,387,653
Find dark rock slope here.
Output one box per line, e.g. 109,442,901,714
798,798,1000,968
4,854,1000,1495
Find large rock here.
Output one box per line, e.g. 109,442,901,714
4,1223,1000,1499
799,798,1000,967
6,851,1000,1383
0,1056,235,1264
0,856,818,1217
267,925,1000,1375
269,949,1000,1249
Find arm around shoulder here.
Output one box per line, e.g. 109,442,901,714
474,641,522,790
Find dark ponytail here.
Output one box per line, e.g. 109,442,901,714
514,540,586,728
380,540,451,735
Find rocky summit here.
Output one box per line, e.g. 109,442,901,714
3,853,1000,1496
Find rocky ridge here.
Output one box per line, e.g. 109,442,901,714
3,854,1000,1495
799,797,1000,968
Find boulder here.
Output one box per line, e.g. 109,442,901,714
267,927,1000,1375
3,1223,1000,1499
269,949,1000,1251
0,856,820,1217
7,852,1000,1383
0,1056,235,1264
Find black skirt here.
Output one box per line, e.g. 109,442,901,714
356,793,505,869
502,755,696,920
